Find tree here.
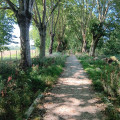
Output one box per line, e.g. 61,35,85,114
89,0,111,56
33,0,61,58
77,0,93,53
100,2,120,55
0,10,13,51
89,18,105,56
49,0,60,54
63,0,95,53
56,6,67,52
2,0,35,68
64,4,83,52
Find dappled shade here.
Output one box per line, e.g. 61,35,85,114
38,55,106,120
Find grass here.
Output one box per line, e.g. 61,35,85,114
77,53,120,120
0,53,67,120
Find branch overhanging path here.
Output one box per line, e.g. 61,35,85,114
37,55,106,120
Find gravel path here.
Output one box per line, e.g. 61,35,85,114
42,55,106,120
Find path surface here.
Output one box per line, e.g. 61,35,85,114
43,55,106,120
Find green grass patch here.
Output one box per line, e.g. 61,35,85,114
77,54,120,120
77,55,104,91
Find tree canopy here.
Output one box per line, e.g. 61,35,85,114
0,0,120,62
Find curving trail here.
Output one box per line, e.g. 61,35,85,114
43,55,106,120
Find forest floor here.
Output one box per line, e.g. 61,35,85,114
31,55,107,120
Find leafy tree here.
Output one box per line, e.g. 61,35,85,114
101,9,120,55
89,0,111,56
0,10,14,51
1,0,35,68
55,3,67,52
64,4,82,52
33,0,61,58
49,0,60,54
89,18,105,56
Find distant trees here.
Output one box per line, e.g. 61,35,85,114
64,0,114,56
1,0,119,65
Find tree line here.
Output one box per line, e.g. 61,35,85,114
0,0,120,69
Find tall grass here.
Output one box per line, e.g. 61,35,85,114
77,54,120,120
0,53,67,120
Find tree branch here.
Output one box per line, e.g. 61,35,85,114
54,5,60,33
33,17,39,28
33,7,39,28
103,1,110,22
0,7,11,9
50,0,61,15
46,0,61,24
97,0,101,22
4,0,18,14
42,0,46,24
35,0,42,25
26,0,35,13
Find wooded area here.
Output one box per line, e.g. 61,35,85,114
0,0,119,68
0,0,120,119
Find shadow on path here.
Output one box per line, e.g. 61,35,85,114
36,55,106,120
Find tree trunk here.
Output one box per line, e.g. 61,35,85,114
56,38,62,52
49,34,55,54
81,34,87,53
49,0,54,55
89,39,98,57
89,41,95,57
4,0,35,69
39,27,46,58
57,42,61,52
18,16,32,68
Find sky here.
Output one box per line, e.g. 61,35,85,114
10,24,34,46
11,24,20,46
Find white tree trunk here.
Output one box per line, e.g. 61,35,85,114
18,18,32,68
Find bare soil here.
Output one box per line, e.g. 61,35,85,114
32,55,106,120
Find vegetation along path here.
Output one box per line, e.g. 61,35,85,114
42,55,106,120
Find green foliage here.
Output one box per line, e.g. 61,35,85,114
30,26,40,49
0,54,67,119
77,53,120,120
77,54,104,91
102,22,120,55
77,54,120,96
0,61,17,79
0,11,14,51
106,103,120,120
89,18,105,38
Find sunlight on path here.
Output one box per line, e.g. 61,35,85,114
43,55,106,120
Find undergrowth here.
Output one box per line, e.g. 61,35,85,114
77,54,120,120
0,53,67,120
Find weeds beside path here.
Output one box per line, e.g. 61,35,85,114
32,55,106,120
0,54,66,119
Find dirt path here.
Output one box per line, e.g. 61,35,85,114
42,55,106,120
